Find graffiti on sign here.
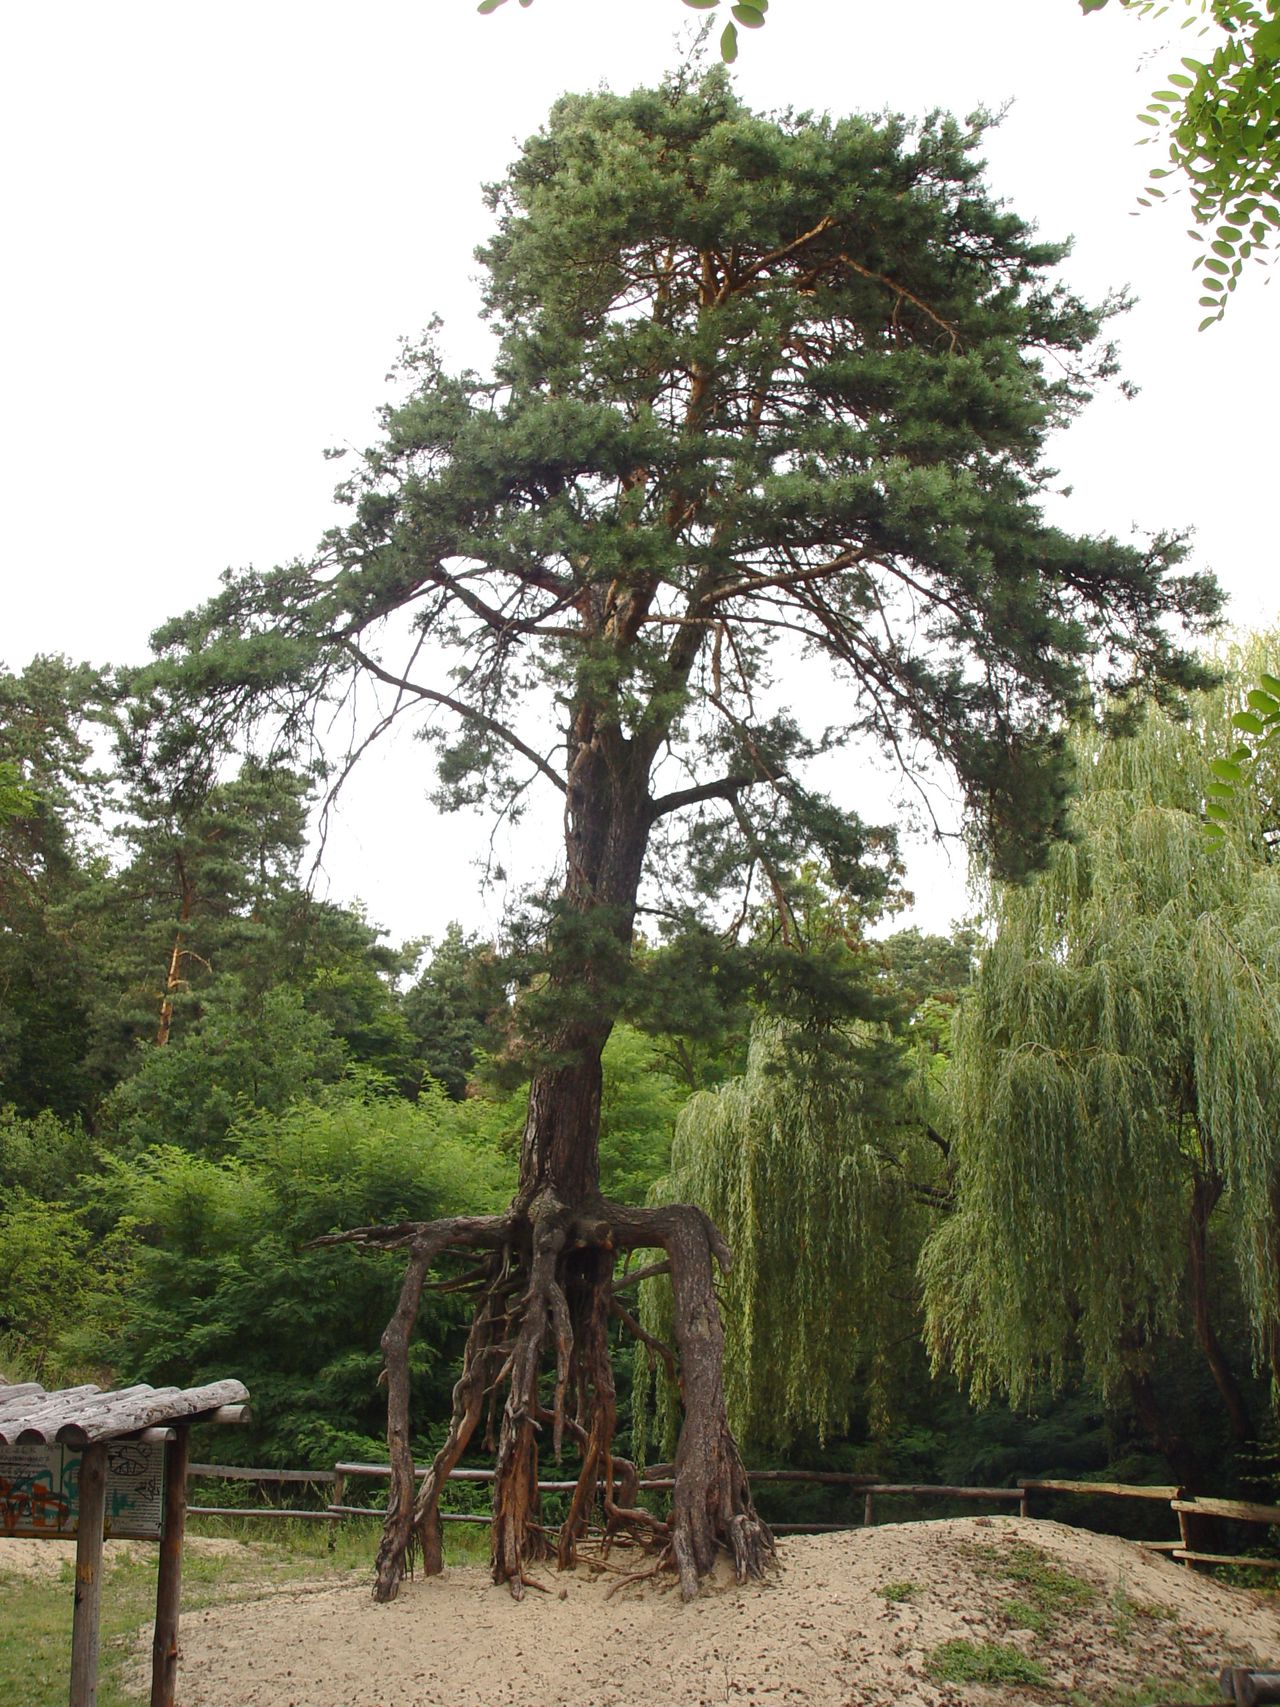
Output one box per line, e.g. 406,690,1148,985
0,1441,164,1539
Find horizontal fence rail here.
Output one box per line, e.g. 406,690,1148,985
181,1461,1280,1572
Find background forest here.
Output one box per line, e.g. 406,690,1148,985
2,633,1277,1536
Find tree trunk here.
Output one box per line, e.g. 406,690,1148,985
155,856,195,1047
1187,1171,1252,1447
334,744,774,1602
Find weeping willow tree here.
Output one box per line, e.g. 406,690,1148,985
922,641,1280,1480
639,1006,949,1454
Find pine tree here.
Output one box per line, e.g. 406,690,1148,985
133,72,1220,1600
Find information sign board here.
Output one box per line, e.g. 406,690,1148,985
0,1439,165,1539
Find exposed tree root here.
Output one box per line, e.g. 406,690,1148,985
316,1196,775,1603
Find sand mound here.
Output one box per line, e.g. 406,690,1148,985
154,1517,1277,1706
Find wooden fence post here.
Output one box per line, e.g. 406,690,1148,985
150,1427,190,1707
1174,1487,1193,1569
70,1442,108,1707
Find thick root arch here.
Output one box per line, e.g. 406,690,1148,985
316,1199,775,1602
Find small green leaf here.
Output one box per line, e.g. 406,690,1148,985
1234,711,1268,735
1257,673,1280,697
1203,257,1230,274
1202,819,1227,838
1246,690,1280,717
1211,240,1235,257
1198,315,1221,329
1205,781,1235,799
477,0,507,12
682,0,720,8
732,2,766,23
1217,226,1243,241
1137,112,1161,126
720,18,738,59
1210,758,1244,782
1080,0,1110,12
1231,745,1253,763
1204,801,1230,822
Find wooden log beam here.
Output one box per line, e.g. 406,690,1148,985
187,1465,335,1484
1018,1479,1181,1501
202,1405,250,1428
70,1442,108,1707
186,1507,342,1521
1220,1667,1280,1705
57,1382,250,1445
326,1505,489,1523
1171,1497,1280,1524
859,1484,1022,1500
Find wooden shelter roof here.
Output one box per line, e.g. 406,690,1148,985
0,1379,249,1446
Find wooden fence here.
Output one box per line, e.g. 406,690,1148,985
183,1462,1280,1571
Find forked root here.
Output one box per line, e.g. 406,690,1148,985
353,1196,774,1604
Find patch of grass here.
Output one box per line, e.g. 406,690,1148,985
1068,1678,1221,1707
876,1579,920,1603
925,1638,1047,1687
1002,1595,1047,1633
0,1519,447,1707
966,1537,1098,1631
0,1554,160,1707
1110,1580,1137,1644
1136,1600,1180,1623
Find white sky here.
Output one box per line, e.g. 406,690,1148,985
2,0,1275,948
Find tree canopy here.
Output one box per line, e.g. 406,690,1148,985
133,69,1220,1600
922,647,1280,1482
479,0,1280,317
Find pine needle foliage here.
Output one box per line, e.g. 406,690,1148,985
922,639,1280,1410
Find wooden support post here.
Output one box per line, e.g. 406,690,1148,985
1176,1500,1193,1569
70,1442,108,1707
150,1427,190,1707
863,1492,874,1526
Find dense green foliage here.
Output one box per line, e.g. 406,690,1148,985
0,71,1266,1537
481,1,1280,317
641,1020,935,1449
922,648,1280,1482
134,73,1218,1087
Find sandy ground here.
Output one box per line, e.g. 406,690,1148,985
5,1517,1278,1705
0,1533,250,1578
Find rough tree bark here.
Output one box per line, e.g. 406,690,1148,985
316,743,774,1602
